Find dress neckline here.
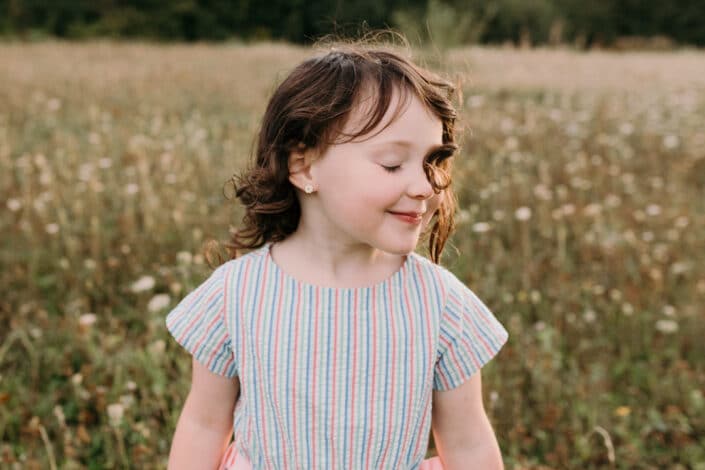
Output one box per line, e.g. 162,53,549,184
263,242,412,291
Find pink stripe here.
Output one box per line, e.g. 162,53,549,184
311,287,319,469
377,284,397,465
255,257,270,461
412,267,433,458
177,287,221,345
347,289,358,470
292,282,301,465
240,258,252,447
397,278,416,458
364,287,377,469
330,289,339,467
190,291,224,356
272,268,286,454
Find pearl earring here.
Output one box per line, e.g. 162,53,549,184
304,184,314,194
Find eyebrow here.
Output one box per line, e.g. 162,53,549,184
374,140,445,158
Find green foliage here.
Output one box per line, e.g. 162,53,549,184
0,0,704,46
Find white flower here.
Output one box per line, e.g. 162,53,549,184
472,222,492,233
583,203,603,217
45,223,59,235
107,403,124,427
515,206,532,221
662,305,676,317
655,319,678,334
147,293,171,312
583,309,596,323
98,158,113,169
662,134,679,149
79,313,97,327
125,183,140,195
7,198,22,211
47,98,61,111
646,204,661,216
130,275,155,293
149,339,166,356
176,251,193,265
619,122,634,135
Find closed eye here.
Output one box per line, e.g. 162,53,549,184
381,165,401,173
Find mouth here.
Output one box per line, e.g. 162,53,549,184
388,211,425,224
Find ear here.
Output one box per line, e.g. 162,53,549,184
288,144,318,192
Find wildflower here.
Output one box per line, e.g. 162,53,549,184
605,194,621,208
515,206,532,221
662,305,676,317
6,198,22,211
125,183,139,195
45,223,59,235
674,216,689,229
614,406,631,417
98,157,113,169
619,122,634,135
646,204,661,216
655,319,678,334
466,95,484,108
79,313,97,328
662,134,679,149
533,184,553,201
130,275,155,293
107,403,124,427
149,339,166,356
472,222,492,233
176,251,192,265
583,309,596,323
71,373,83,386
583,203,603,217
47,98,61,111
147,293,171,312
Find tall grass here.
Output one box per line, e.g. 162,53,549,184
1,41,704,469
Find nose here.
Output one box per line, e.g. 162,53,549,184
408,167,434,200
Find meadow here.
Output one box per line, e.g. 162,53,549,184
1,41,704,469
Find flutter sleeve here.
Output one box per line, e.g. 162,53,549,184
165,263,238,378
433,271,509,391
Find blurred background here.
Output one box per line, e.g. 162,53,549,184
1,1,704,469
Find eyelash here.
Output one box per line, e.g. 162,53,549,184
381,165,401,173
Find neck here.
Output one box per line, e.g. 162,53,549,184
270,225,405,288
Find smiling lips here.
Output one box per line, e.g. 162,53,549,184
388,210,425,224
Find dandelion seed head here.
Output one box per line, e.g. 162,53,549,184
107,403,124,427
147,293,171,312
125,183,140,195
646,204,661,216
79,313,97,327
655,319,678,334
662,134,679,149
7,198,22,211
515,206,532,221
472,222,492,233
131,275,155,293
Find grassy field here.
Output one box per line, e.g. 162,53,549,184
1,41,704,469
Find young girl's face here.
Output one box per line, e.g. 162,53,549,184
308,87,444,256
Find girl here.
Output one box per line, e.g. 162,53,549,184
165,40,509,470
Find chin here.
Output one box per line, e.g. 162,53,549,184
378,239,418,256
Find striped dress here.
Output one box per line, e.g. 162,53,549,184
166,243,509,469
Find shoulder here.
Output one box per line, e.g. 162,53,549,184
216,244,269,279
406,251,467,297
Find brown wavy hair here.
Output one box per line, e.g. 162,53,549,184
208,36,461,267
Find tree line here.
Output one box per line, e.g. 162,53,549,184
1,0,703,47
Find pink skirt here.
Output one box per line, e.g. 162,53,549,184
219,440,444,469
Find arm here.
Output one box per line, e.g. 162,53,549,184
168,357,241,470
431,371,503,470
